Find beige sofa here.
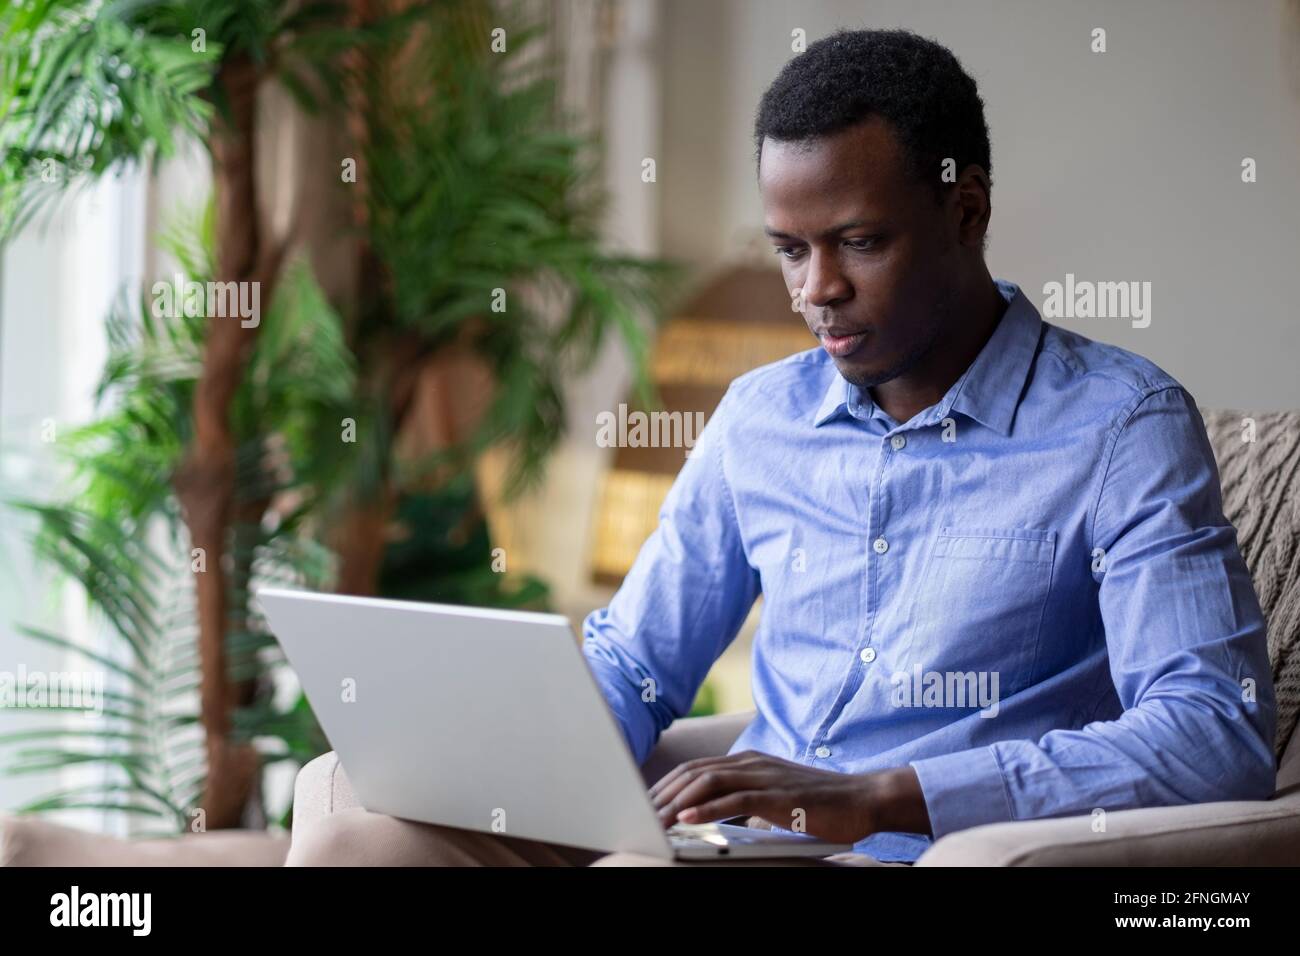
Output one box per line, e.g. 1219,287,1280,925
3,407,1297,865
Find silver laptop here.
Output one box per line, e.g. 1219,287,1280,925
256,588,853,861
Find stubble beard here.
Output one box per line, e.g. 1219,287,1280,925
839,282,956,390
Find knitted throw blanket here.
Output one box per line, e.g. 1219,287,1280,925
1200,408,1300,759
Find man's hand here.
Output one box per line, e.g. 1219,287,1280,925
649,750,932,844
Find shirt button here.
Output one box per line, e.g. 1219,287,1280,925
814,746,832,758
859,647,876,663
872,537,889,554
891,434,907,450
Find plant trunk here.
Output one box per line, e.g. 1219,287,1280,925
174,54,273,830
329,336,427,595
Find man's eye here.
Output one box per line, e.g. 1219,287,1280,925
845,237,878,251
774,246,803,260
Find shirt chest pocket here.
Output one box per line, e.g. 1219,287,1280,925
898,527,1056,700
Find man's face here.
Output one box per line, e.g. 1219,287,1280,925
759,116,960,389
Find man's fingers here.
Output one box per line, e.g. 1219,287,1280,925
650,759,752,812
647,757,716,798
654,769,771,825
675,790,776,826
648,751,767,798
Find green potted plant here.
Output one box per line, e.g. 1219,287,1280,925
0,0,675,834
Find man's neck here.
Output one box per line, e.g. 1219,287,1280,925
868,276,1008,426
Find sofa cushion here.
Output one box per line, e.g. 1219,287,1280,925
1200,407,1300,763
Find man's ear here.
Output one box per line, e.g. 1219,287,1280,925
952,165,992,250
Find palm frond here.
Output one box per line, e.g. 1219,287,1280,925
0,0,220,238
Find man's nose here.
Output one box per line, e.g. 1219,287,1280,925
801,248,851,308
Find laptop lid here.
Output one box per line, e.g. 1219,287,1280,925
257,588,671,858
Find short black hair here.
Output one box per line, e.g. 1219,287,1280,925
754,28,992,205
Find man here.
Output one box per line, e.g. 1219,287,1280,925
287,28,1276,867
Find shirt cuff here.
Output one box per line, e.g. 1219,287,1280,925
908,745,1015,838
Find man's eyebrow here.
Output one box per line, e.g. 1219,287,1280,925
763,219,882,240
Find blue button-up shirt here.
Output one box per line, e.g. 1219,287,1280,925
582,278,1277,862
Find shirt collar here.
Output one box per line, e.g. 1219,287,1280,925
812,278,1042,437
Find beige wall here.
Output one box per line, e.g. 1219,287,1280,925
660,0,1300,412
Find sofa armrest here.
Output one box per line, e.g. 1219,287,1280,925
914,785,1300,865
0,814,289,866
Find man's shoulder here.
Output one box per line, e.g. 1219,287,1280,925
720,345,839,419
1037,320,1189,418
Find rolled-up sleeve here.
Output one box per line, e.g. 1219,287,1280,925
909,384,1277,838
582,385,762,766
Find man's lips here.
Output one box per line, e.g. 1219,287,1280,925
817,328,870,358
